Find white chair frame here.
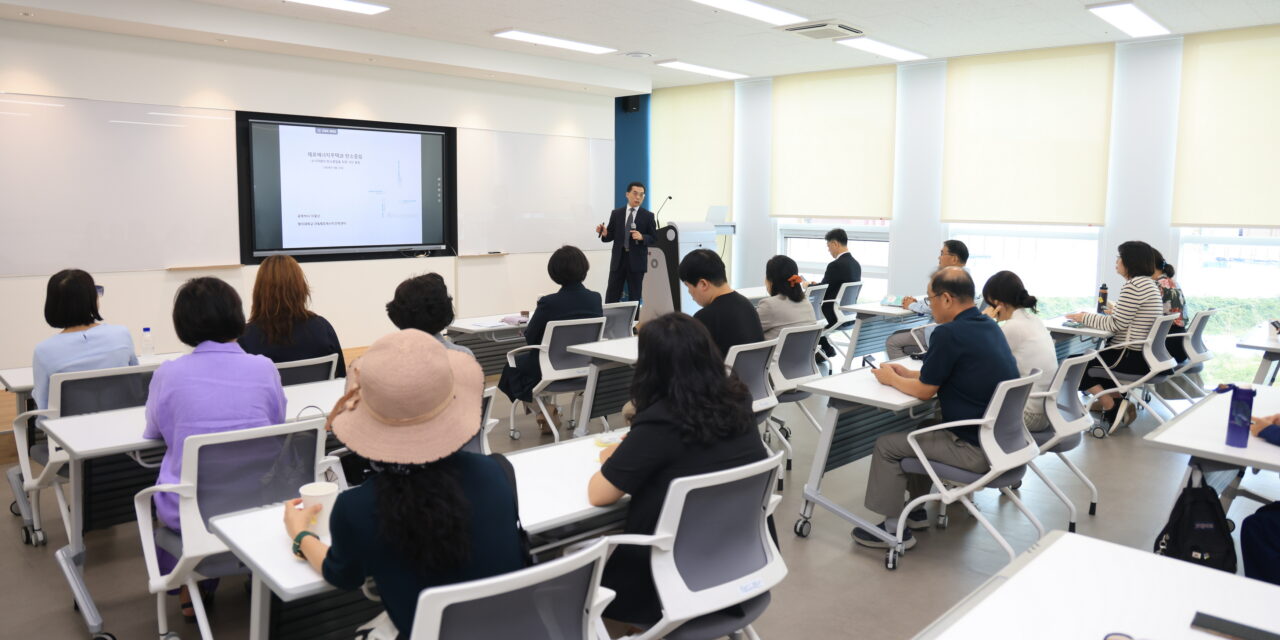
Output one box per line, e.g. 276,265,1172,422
1025,353,1101,533
817,281,862,370
1164,309,1217,402
601,301,640,340
505,317,606,443
1087,313,1181,436
726,340,787,489
275,353,339,382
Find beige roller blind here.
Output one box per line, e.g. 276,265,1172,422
649,82,735,222
1173,25,1280,228
941,44,1115,225
771,66,896,218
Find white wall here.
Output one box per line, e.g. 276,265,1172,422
0,19,614,367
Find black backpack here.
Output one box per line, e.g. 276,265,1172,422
1153,476,1237,573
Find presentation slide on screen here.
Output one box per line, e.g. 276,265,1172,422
277,125,424,248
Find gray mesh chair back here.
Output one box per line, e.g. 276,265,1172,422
771,325,823,392
1183,309,1216,364
52,363,161,417
805,284,829,320
672,470,774,591
990,373,1037,456
542,318,606,375
837,281,863,308
194,427,320,530
601,302,639,340
276,354,339,386
1051,354,1093,425
462,387,495,454
1146,315,1178,371
725,340,778,415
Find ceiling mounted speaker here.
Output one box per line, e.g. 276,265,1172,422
779,21,864,39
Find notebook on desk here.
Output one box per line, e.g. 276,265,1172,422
881,295,903,307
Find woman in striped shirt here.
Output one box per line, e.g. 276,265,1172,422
1066,241,1164,426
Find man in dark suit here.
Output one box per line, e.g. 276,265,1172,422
597,182,657,303
809,227,862,357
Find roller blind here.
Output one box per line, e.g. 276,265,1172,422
1172,25,1280,228
771,66,896,218
941,44,1115,225
649,82,734,222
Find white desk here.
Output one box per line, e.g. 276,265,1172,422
1144,386,1280,474
446,314,527,338
210,433,628,640
1043,315,1113,341
566,337,639,436
1237,326,1280,385
0,352,184,417
36,377,346,638
739,286,770,305
915,530,1280,639
841,302,916,318
794,358,935,547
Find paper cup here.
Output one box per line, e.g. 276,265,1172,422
299,481,339,539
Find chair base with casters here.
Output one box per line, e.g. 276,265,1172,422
504,318,607,443
1026,428,1099,532
1086,369,1178,439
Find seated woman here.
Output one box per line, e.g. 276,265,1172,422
386,272,473,357
757,255,816,340
1151,249,1190,363
239,254,345,376
284,329,524,637
32,269,137,409
588,313,767,628
497,245,602,431
1066,241,1163,427
982,271,1057,431
143,277,285,619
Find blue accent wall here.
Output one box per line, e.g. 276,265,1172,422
614,95,650,208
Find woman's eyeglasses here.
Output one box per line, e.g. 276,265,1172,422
95,285,105,297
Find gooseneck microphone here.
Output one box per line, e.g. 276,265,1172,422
654,195,672,227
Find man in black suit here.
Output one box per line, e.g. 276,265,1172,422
597,182,657,303
809,227,862,357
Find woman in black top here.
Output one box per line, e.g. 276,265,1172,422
239,254,345,375
588,313,767,626
497,246,602,415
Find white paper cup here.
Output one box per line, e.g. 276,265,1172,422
299,481,339,539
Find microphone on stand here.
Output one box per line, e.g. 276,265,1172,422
654,196,672,228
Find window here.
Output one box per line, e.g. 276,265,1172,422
776,219,889,301
1177,227,1280,384
948,224,1100,318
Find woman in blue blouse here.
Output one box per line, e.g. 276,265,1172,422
32,269,136,409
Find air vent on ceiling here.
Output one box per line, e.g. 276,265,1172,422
780,21,863,40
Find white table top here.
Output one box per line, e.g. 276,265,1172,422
1237,326,1280,353
799,357,925,411
0,352,185,394
739,286,770,303
446,314,528,335
915,531,1280,639
1043,316,1113,340
841,302,916,318
568,337,638,366
41,378,347,459
210,431,628,602
1144,386,1280,473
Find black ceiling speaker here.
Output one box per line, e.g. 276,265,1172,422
621,95,641,113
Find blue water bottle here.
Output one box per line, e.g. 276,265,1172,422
1225,384,1256,448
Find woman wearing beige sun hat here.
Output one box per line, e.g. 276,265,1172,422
283,329,525,637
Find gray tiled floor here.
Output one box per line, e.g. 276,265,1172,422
4,390,1275,639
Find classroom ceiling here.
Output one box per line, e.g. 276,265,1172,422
5,0,1279,94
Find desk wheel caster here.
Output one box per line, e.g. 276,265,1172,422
779,426,792,440
508,430,521,441
92,633,117,640
9,500,19,516
1090,426,1107,439
20,526,45,546
885,549,899,570
793,519,811,538
160,632,180,640
936,514,949,529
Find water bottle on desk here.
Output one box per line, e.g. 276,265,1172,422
1096,284,1108,314
1222,383,1256,448
141,327,154,357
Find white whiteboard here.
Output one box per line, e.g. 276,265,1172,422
0,95,239,276
457,128,613,255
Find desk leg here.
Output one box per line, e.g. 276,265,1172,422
55,457,106,635
1253,353,1279,385
249,574,271,640
576,363,600,439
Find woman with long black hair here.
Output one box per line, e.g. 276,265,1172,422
283,329,524,637
756,254,816,340
588,313,768,627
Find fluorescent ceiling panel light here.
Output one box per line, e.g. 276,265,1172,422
147,112,232,120
836,37,926,61
109,120,185,127
689,0,805,26
493,30,615,55
1087,1,1169,38
283,0,389,15
657,61,748,80
0,98,64,107
0,112,32,116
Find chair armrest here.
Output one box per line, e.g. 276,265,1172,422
505,345,543,368
590,586,616,621
1096,339,1147,352
11,409,56,477
603,532,675,552
318,455,348,491
1029,391,1054,398
133,483,195,586
766,493,782,517
903,419,988,497
904,418,986,442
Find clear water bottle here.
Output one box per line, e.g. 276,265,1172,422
141,327,154,357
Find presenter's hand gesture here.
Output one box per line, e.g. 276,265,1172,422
630,230,643,242
596,223,606,236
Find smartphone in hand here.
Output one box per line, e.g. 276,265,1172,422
862,355,879,369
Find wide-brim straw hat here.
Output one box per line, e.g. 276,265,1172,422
329,329,482,464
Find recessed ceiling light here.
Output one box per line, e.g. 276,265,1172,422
0,98,64,107
216,38,228,43
1087,1,1169,38
623,51,653,59
283,0,389,16
657,60,747,80
109,120,186,127
147,112,233,120
689,0,805,26
19,11,33,17
836,36,926,62
493,30,616,55
0,112,32,117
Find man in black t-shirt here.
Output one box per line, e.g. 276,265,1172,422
678,249,764,359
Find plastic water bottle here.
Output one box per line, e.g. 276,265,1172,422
141,327,154,357
1225,383,1256,448
1096,284,1108,314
